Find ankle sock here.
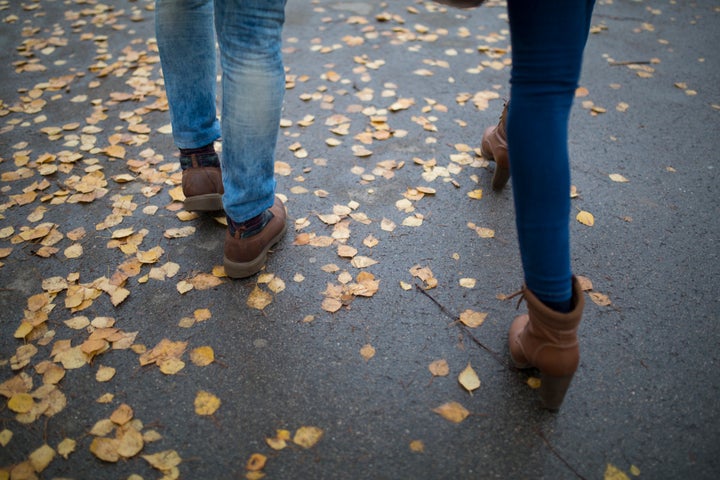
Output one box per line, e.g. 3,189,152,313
228,210,274,239
179,143,219,169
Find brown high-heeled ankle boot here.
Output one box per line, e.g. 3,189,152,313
508,276,584,411
481,102,510,191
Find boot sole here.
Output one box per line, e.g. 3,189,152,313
223,223,287,279
184,193,223,212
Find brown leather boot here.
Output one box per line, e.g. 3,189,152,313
181,153,224,212
223,197,287,279
481,102,510,191
508,276,584,411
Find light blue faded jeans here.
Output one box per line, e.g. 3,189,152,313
507,0,595,307
155,0,287,223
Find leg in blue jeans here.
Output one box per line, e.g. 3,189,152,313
155,0,286,223
155,0,220,150
507,0,595,309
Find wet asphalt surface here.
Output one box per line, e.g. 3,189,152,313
1,0,719,479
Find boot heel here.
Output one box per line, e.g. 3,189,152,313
539,373,574,411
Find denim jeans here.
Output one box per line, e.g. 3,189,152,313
155,0,287,223
507,0,595,305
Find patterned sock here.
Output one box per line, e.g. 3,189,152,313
228,210,274,239
179,143,219,169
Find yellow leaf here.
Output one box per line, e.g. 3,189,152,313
95,366,116,382
293,426,324,449
247,286,273,310
142,450,182,471
13,322,33,339
432,401,470,423
576,210,595,226
360,344,376,361
459,309,487,328
428,359,449,377
63,243,83,258
159,358,185,375
110,403,134,426
194,390,221,416
176,280,194,294
458,363,481,393
609,173,629,183
604,464,631,480
527,377,541,389
409,440,425,453
117,427,144,458
194,308,212,321
190,346,215,367
467,189,483,200
246,453,267,472
0,429,12,447
90,437,120,463
104,145,126,159
137,246,164,264
57,438,77,459
458,278,476,289
8,393,34,413
89,419,115,437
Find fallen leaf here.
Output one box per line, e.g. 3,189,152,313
409,440,425,453
604,464,631,480
190,346,215,366
293,426,324,449
429,359,449,377
459,309,487,328
110,403,134,426
458,363,481,393
51,438,75,461
194,390,221,416
90,437,120,463
142,450,182,471
117,427,144,458
360,344,376,361
95,366,116,382
8,393,34,413
576,210,595,226
247,286,273,310
246,453,267,472
433,401,470,423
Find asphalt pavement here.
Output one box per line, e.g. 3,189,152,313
1,0,719,479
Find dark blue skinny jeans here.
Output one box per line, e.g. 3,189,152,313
507,0,596,307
